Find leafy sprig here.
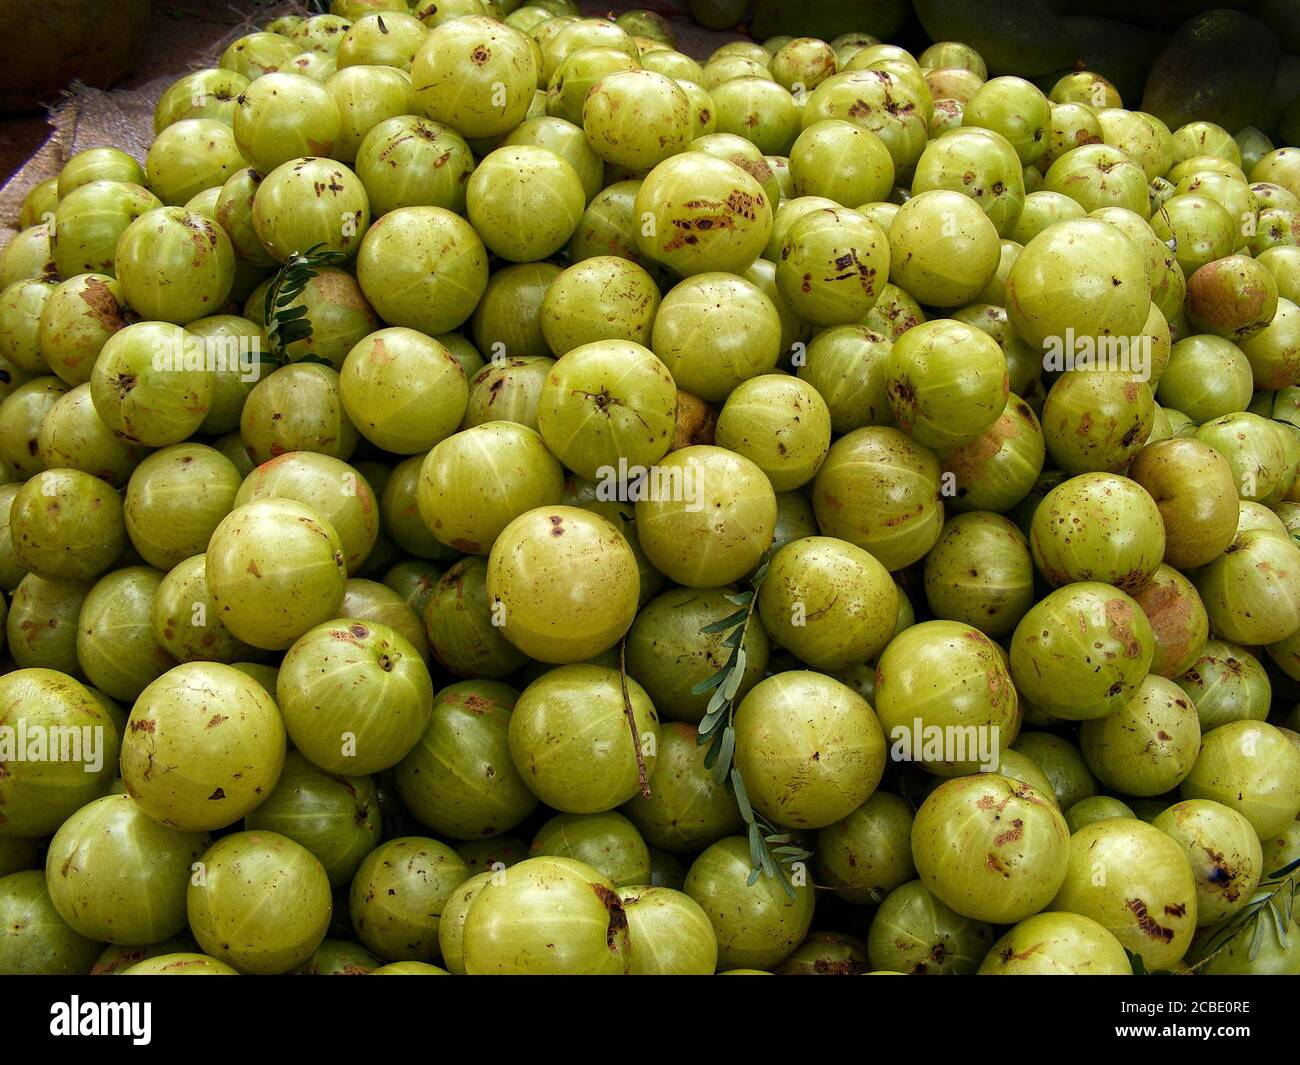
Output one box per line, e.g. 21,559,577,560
261,242,344,364
692,550,813,899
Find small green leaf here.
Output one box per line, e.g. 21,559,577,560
711,726,735,785
724,591,752,607
690,665,731,696
701,608,748,634
731,768,754,823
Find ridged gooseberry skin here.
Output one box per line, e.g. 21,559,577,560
1179,721,1300,840
205,498,348,651
355,115,475,217
634,152,773,278
462,856,631,975
124,443,241,572
411,16,538,140
910,774,1071,925
922,512,1035,639
1010,582,1154,721
486,505,639,663
536,340,678,481
757,536,897,671
714,374,832,492
339,327,468,455
44,794,209,945
348,836,469,963
277,618,432,776
582,69,693,171
232,71,341,173
734,671,887,830
251,157,370,264
619,885,719,976
1048,818,1199,971
1078,675,1202,797
0,870,102,975
811,426,944,571
886,190,1002,309
9,468,124,584
120,661,286,832
394,680,537,841
1152,799,1263,928
467,146,586,263
885,318,1008,449
1194,529,1300,647
978,912,1132,975
776,207,889,327
187,830,332,975
866,879,993,976
874,621,1019,777
1029,472,1166,593
634,446,777,588
418,422,565,557
507,664,659,814
0,668,120,839
684,836,815,971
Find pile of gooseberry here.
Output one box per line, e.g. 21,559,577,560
1,0,1299,979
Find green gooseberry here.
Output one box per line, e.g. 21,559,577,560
795,324,893,435
734,671,886,829
802,70,928,171
962,76,1050,165
153,68,249,132
582,69,692,171
973,238,1021,305
45,794,208,945
1049,817,1199,970
419,421,563,556
7,574,89,674
770,36,837,92
541,256,659,357
183,316,262,434
816,791,914,905
215,169,275,268
90,321,213,446
949,304,1040,395
979,912,1132,975
620,886,718,976
1006,218,1150,349
151,555,257,664
1240,299,1300,390
941,395,1046,515
1079,675,1201,796
437,333,486,380
684,836,814,971
1174,171,1256,253
541,18,637,83
337,11,426,69
621,721,743,852
911,127,1025,236
124,444,241,571
253,268,379,370
342,579,429,659
536,340,676,479
395,679,534,839
709,76,798,156
51,180,161,279
113,207,234,325
38,274,129,387
1064,796,1135,834
1182,720,1300,842
775,931,871,976
1186,252,1279,346
1042,143,1149,215
233,72,341,173
189,831,332,974
295,939,383,975
1131,564,1210,679
1195,528,1300,646
234,451,378,575
1097,109,1173,182
547,46,641,126
886,317,1007,448
0,279,54,375
463,356,554,430
240,362,360,464
356,206,487,333
812,426,943,570
90,938,199,976
464,147,581,264
1010,190,1085,244
456,836,527,878
17,178,58,231
121,661,283,831
765,194,838,261
1127,436,1240,570
756,535,896,670
412,17,538,139
887,190,1001,308
339,328,467,454
651,272,780,403
635,446,776,587
1153,799,1262,927
508,664,658,812
144,119,247,207
355,115,474,217
423,557,530,676
714,374,830,491
912,774,1069,924
1010,582,1154,720
0,484,30,590
383,559,444,616
923,512,1034,638
462,855,628,974
0,376,67,478
1195,412,1288,502
530,810,649,886
325,65,416,165
1042,371,1154,475
381,454,458,561
0,871,101,974
121,952,239,974
10,468,124,583
567,179,654,271
252,157,370,263
437,870,493,975
635,152,773,277
1039,102,1103,170
206,498,348,650
0,668,119,837
502,117,603,204
278,618,431,775
76,567,179,702
866,878,992,975
0,223,56,291
776,207,888,326
624,587,769,724
1150,194,1236,277
220,29,301,76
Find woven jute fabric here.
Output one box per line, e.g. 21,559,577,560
0,0,743,240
